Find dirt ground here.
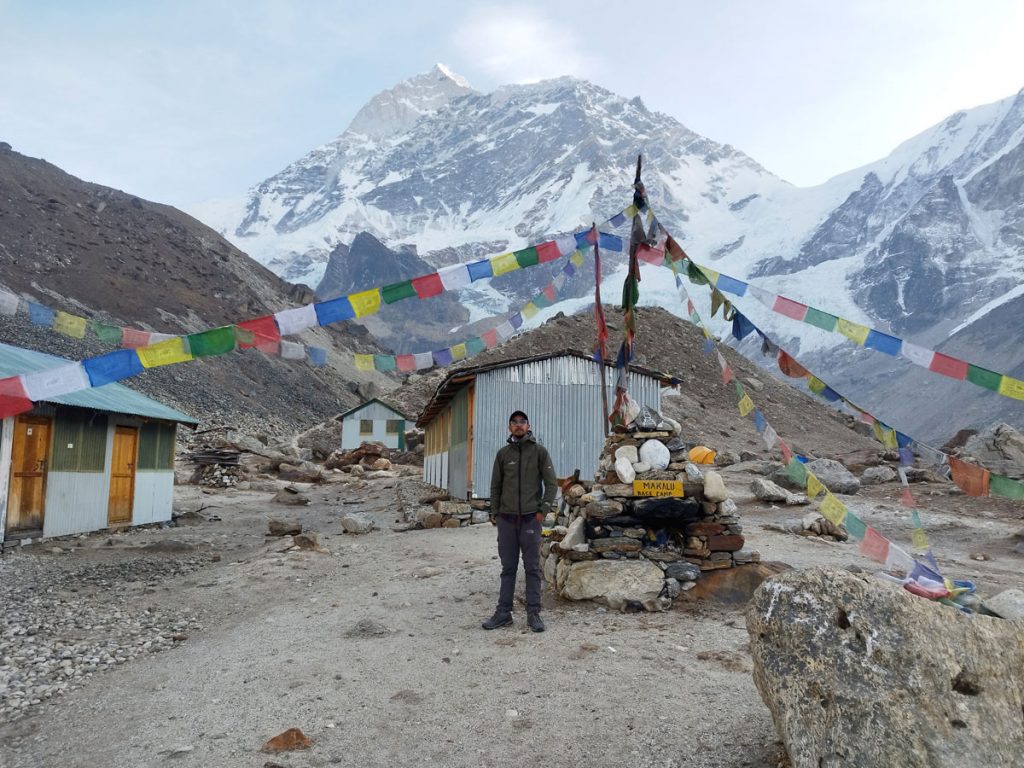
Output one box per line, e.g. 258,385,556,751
1,470,1021,768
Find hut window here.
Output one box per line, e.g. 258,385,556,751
359,419,373,435
137,423,176,470
386,419,402,435
51,411,107,472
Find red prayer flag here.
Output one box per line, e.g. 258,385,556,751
779,440,792,464
773,295,808,321
859,527,890,563
536,241,561,264
0,376,32,418
900,487,916,507
777,350,810,378
665,236,686,263
722,365,734,385
396,354,416,373
482,329,499,348
121,328,151,348
636,243,665,265
949,456,990,497
237,316,280,346
412,273,444,299
543,284,557,302
929,352,968,380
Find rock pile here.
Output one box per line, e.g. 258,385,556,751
198,464,243,488
409,497,490,529
543,422,758,611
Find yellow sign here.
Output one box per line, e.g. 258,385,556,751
632,480,684,498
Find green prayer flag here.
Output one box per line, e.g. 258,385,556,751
843,511,867,540
533,293,552,309
466,337,486,356
373,354,397,372
621,276,639,310
990,473,1024,500
734,381,746,399
91,322,123,344
381,280,416,305
186,326,236,357
514,247,539,268
686,261,708,285
965,364,1002,392
233,326,255,346
786,457,808,486
804,307,839,332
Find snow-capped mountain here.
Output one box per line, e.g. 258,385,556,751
195,64,789,290
193,67,1024,439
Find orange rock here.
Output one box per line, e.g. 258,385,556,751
262,728,313,752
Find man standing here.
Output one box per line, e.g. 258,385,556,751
482,410,558,632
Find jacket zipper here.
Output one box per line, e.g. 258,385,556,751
517,441,522,515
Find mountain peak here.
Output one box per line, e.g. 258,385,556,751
344,65,475,140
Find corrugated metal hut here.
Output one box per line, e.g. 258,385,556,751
417,350,671,499
338,398,409,451
0,343,198,545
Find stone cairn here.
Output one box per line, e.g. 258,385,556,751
543,409,759,611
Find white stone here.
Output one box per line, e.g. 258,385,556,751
639,439,671,470
614,457,636,484
632,461,651,474
703,471,729,502
614,445,639,464
554,516,586,553
561,559,665,606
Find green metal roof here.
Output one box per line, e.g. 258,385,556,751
0,342,199,425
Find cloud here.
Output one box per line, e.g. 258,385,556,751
452,6,595,84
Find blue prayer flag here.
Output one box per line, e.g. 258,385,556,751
753,409,766,433
467,259,493,281
732,312,756,342
307,346,327,367
28,302,55,326
716,273,748,297
83,349,144,387
865,329,902,356
598,232,623,252
609,212,626,227
314,296,354,326
432,348,453,367
563,262,576,277
895,431,913,449
821,386,841,402
509,313,523,329
703,338,715,355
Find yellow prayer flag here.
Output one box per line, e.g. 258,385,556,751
624,205,638,218
701,268,720,286
806,473,824,500
807,377,826,394
354,354,374,372
820,493,847,526
521,302,539,319
53,311,88,339
137,337,192,368
349,289,381,318
490,252,519,276
737,394,754,417
911,528,929,552
570,250,585,267
837,318,870,345
882,428,898,450
998,376,1024,401
450,343,467,361
871,421,885,444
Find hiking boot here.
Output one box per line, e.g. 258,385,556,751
527,611,545,633
481,610,513,630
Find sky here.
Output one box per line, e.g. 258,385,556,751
2,1,1023,209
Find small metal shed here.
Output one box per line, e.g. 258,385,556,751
417,350,671,499
0,343,198,545
338,398,410,451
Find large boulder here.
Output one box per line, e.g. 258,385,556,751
295,419,343,461
747,567,1024,768
804,458,860,495
560,559,666,610
963,423,1024,477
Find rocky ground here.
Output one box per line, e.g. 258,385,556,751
0,471,1021,768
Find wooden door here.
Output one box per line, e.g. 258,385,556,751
107,426,137,525
6,415,51,534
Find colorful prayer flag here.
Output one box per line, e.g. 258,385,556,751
348,289,382,318
307,347,327,367
773,296,808,321
989,474,1024,500
137,337,192,368
948,456,990,497
865,329,902,356
843,511,867,540
0,289,18,316
314,296,355,325
121,328,151,348
900,341,934,368
280,340,306,360
467,260,493,281
90,322,123,344
413,351,434,370
787,457,808,486
490,252,519,276
522,302,539,319
715,273,747,296
354,354,374,372
83,349,144,387
536,241,561,264
186,326,236,358
275,304,318,335
396,354,416,373
820,492,846,525
236,316,280,354
858,526,889,563
737,394,754,417
482,329,499,348
373,354,396,372
965,364,1002,392
412,273,444,299
998,376,1024,401
432,349,453,367
28,302,55,326
761,423,778,451
806,473,824,500
53,311,87,338
22,362,91,400
837,318,870,345
515,246,539,268
450,343,467,361
0,376,33,418
803,307,838,332
777,351,809,378
438,263,471,290
929,353,968,380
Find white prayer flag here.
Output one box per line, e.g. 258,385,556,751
761,423,778,451
279,340,306,360
0,289,19,316
747,285,775,308
555,235,576,256
274,304,318,336
22,363,91,401
884,545,915,576
496,321,515,341
413,351,434,370
438,263,471,291
148,332,176,344
900,341,934,368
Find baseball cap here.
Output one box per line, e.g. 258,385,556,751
509,410,529,423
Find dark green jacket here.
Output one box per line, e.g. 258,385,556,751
490,433,558,516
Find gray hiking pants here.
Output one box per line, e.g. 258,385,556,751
496,513,543,613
